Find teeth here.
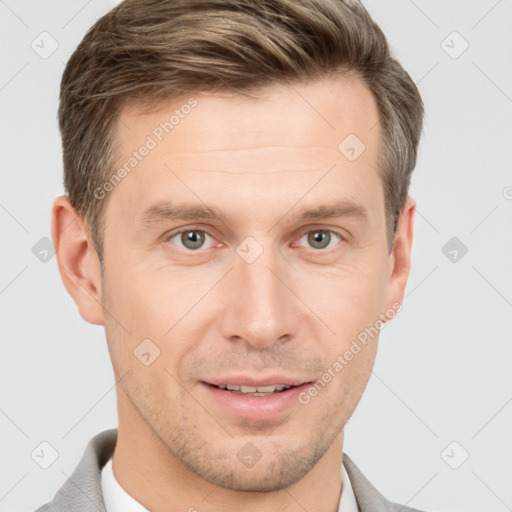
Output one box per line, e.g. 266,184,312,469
256,385,289,392
218,384,291,393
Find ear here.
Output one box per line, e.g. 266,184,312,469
382,196,415,318
51,195,105,325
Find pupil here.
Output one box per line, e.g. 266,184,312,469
182,230,205,250
308,230,330,249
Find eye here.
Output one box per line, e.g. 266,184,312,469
296,229,343,250
167,229,217,251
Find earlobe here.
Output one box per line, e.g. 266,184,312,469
383,196,416,317
51,196,105,326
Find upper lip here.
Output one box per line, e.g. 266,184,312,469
202,376,312,387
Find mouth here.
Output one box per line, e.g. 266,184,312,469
199,378,313,420
205,382,296,396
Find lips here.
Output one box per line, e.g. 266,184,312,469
199,376,314,420
218,383,290,394
203,376,309,388
207,382,293,396
202,377,309,396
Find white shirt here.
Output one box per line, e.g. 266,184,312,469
101,455,359,512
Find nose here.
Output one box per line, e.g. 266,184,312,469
218,248,297,350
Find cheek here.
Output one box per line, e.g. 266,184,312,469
310,259,389,336
103,253,201,336
338,346,376,415
102,260,212,381
297,333,377,429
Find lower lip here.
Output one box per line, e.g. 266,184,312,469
199,382,312,421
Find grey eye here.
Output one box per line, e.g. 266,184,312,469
168,230,215,251
308,230,331,249
181,230,206,250
167,229,217,252
298,230,341,250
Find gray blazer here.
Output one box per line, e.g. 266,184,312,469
34,429,426,512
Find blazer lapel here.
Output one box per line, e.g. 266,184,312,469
36,429,117,512
343,453,407,512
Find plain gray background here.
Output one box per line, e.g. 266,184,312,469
1,1,511,511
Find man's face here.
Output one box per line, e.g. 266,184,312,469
98,76,408,491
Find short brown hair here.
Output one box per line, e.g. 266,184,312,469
59,0,423,262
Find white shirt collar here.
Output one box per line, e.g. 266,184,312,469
101,456,359,512
101,458,150,512
339,459,360,512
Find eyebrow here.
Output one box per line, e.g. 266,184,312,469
138,199,368,225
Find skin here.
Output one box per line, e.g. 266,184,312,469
52,75,415,512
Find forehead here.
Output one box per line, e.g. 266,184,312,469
116,75,379,159
107,76,382,223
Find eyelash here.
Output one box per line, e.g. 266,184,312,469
164,227,345,253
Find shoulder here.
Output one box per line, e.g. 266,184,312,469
33,429,118,512
343,453,429,512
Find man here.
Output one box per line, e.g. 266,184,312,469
37,0,425,510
